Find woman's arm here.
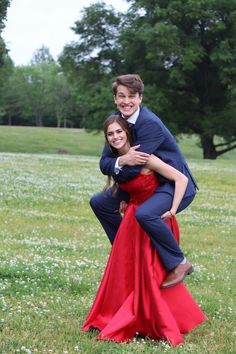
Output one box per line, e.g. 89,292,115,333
145,154,188,217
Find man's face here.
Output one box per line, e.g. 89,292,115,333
114,85,142,119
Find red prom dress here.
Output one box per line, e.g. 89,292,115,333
82,173,206,346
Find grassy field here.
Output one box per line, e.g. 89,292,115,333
0,126,236,353
1,125,236,161
0,126,105,157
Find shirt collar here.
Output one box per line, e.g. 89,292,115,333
123,106,140,125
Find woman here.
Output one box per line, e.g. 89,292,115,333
82,115,206,346
103,115,189,221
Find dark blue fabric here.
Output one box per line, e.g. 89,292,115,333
90,187,129,244
90,188,194,270
100,106,198,198
95,106,197,270
135,192,194,270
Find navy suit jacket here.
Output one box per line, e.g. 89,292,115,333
100,106,198,198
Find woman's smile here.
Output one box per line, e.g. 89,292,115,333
106,121,129,153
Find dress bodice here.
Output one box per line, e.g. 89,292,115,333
119,172,158,205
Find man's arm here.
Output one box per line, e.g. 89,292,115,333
100,144,149,182
100,118,165,182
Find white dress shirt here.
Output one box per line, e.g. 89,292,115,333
114,107,140,173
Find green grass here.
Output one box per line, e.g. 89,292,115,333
1,125,235,161
0,127,236,353
0,126,105,157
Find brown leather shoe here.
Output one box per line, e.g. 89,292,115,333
161,261,194,289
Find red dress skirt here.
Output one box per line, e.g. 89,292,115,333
82,173,206,346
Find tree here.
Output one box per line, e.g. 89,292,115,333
0,0,11,65
0,57,20,125
59,2,124,129
30,45,55,65
60,0,236,158
1,62,56,127
1,65,47,126
50,70,78,128
24,48,57,126
120,0,236,158
1,50,78,128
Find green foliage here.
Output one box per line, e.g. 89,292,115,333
0,149,235,353
0,0,11,65
72,2,121,66
121,0,236,158
30,45,55,65
59,0,236,158
0,0,10,31
1,1,236,159
1,55,78,127
0,54,13,118
59,2,124,129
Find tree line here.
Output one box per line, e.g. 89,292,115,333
1,0,236,159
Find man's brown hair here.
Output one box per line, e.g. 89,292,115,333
112,74,144,95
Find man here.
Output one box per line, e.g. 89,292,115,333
90,74,197,288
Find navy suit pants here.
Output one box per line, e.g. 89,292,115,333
90,187,194,271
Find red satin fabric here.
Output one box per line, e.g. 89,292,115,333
82,173,206,346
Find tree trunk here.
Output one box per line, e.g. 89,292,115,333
36,112,43,127
56,110,62,128
7,115,12,125
57,117,61,128
200,133,217,159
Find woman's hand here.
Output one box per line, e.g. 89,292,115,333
119,201,128,214
161,210,175,221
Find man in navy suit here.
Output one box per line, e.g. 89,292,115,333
90,74,197,288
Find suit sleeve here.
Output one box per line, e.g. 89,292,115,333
99,143,142,182
100,120,165,182
134,119,165,154
99,143,117,176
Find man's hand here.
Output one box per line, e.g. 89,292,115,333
118,145,150,167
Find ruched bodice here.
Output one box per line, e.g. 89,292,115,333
119,172,158,205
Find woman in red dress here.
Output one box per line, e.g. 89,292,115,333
82,116,206,346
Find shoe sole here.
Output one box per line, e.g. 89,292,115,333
187,266,194,275
161,266,194,289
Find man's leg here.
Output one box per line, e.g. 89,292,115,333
90,187,130,244
135,192,194,287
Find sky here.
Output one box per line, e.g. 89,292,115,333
2,0,129,66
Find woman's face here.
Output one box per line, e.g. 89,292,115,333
106,122,129,152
